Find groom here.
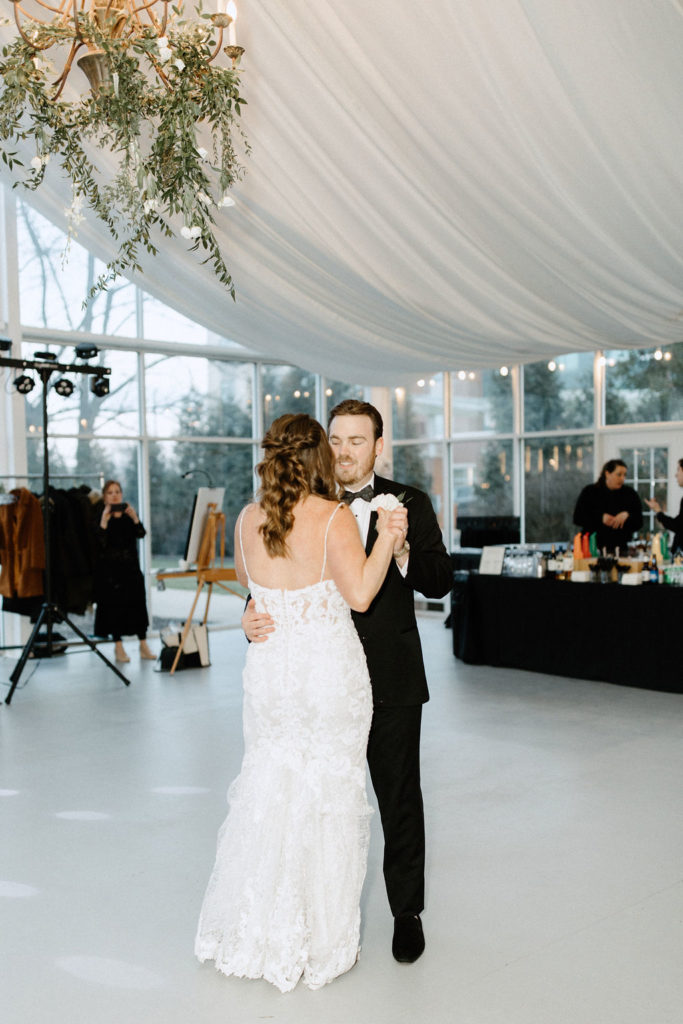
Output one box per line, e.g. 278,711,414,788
244,399,452,963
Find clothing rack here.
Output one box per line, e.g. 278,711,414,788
0,473,105,485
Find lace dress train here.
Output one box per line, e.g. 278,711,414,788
195,572,373,992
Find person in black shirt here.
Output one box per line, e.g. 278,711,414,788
573,459,643,553
645,458,683,554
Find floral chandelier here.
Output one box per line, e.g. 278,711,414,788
0,1,248,299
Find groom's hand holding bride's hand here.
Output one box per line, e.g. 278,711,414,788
242,599,275,644
376,506,409,561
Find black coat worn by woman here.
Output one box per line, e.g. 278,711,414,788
573,482,643,553
93,511,149,639
656,498,683,554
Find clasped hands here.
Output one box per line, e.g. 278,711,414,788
602,511,629,529
376,505,409,558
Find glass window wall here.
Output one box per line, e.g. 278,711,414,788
604,345,683,424
451,439,514,523
392,442,446,528
524,434,594,543
392,375,444,440
148,439,255,563
261,365,317,427
26,436,139,497
145,355,253,438
17,200,137,336
523,352,594,432
617,444,668,535
451,367,513,434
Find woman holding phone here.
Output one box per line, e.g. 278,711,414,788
93,480,154,663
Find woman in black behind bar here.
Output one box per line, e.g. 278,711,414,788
573,459,643,553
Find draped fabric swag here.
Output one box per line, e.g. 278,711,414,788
2,0,683,383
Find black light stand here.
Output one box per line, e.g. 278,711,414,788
1,354,130,705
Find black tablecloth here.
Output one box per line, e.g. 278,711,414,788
452,574,683,693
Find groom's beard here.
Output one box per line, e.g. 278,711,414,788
334,456,375,489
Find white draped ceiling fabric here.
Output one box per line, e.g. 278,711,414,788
3,0,683,383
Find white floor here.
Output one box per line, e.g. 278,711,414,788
1,616,682,1024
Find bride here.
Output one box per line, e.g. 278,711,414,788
195,413,407,992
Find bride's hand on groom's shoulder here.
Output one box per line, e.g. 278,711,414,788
242,599,276,643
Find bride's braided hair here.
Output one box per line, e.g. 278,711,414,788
257,413,338,557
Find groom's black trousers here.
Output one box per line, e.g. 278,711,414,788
366,704,424,918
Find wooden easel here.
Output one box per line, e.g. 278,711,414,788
165,504,242,674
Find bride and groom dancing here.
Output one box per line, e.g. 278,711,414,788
195,400,452,992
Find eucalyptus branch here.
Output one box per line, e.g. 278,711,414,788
0,13,247,304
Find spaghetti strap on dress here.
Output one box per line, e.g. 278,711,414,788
195,501,373,992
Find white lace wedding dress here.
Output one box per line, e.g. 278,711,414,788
195,506,373,992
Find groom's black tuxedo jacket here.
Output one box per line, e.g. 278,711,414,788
351,475,451,708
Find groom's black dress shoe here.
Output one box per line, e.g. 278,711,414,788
392,914,425,963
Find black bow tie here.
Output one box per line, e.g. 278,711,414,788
340,485,374,505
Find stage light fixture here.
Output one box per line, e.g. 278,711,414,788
75,343,99,360
14,374,35,394
34,350,57,361
90,375,110,398
0,337,12,352
54,378,75,397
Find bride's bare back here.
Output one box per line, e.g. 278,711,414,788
235,495,404,612
237,496,345,590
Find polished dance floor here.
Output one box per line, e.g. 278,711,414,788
2,617,682,1024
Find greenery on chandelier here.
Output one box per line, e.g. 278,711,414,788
0,8,248,299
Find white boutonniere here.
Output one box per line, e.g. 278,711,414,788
369,492,406,512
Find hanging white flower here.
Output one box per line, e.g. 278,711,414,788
143,198,160,215
197,147,208,161
157,36,173,62
30,155,43,171
181,225,202,240
174,59,185,72
65,192,85,229
217,193,235,208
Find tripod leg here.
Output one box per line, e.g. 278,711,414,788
5,603,49,706
58,611,131,687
